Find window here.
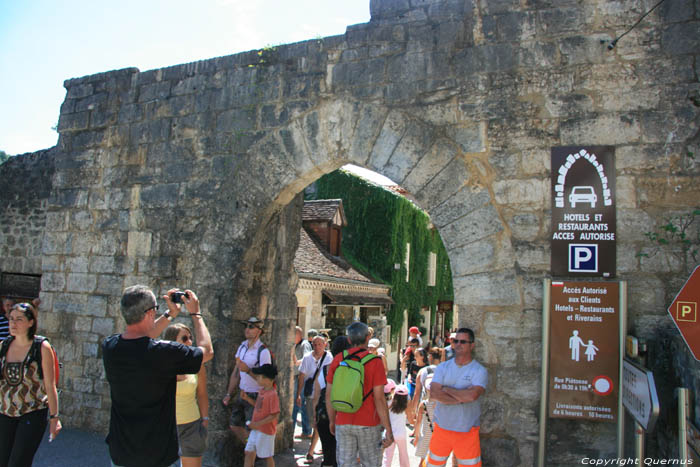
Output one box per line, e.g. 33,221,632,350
428,252,437,286
405,243,411,282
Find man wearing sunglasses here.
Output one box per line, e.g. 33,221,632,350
426,328,488,467
223,316,272,445
102,285,214,467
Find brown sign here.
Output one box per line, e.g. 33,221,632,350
548,281,619,422
551,146,616,277
0,273,41,299
667,265,700,361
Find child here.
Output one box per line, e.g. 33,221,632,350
413,375,436,467
382,384,410,467
244,364,280,467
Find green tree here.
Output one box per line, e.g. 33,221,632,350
0,150,10,165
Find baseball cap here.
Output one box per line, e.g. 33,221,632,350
368,338,380,348
251,363,277,379
242,316,264,329
409,326,421,335
384,378,396,394
394,384,409,396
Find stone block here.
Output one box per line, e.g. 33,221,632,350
346,104,389,167
509,212,543,242
401,138,458,195
484,308,541,340
453,270,521,306
331,58,385,89
66,83,94,99
66,273,96,293
414,157,471,212
66,256,89,273
430,185,491,229
72,377,94,393
41,272,66,292
57,112,90,132
215,108,256,133
441,204,504,250
494,178,547,207
138,81,171,102
92,317,114,336
74,316,92,332
661,22,700,56
560,114,641,146
482,437,522,466
86,295,108,317
127,231,152,257
367,111,406,172
381,119,434,184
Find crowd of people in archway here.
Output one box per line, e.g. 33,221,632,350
0,287,487,467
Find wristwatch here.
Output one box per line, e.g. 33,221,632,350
164,312,173,321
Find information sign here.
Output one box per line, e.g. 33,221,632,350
667,265,700,361
548,281,619,422
551,146,616,277
622,359,659,431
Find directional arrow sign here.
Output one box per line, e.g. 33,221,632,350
668,265,700,361
622,359,660,431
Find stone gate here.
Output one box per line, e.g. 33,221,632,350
1,0,699,465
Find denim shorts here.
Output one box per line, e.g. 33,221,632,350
177,418,208,457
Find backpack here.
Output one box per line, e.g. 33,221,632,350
0,335,61,387
330,349,378,413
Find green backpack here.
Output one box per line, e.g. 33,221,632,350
330,349,378,413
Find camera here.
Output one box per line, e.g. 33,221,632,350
171,291,190,304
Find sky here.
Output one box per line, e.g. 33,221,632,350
0,0,371,156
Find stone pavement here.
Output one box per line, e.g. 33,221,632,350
31,418,438,466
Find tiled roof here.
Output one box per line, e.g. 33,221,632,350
294,227,372,283
302,199,345,224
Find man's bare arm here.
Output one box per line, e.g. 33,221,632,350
443,385,485,403
429,382,461,405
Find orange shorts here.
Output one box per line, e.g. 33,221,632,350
426,423,481,467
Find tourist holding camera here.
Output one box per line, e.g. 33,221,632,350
103,285,214,467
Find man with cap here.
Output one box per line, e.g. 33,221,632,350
223,316,272,444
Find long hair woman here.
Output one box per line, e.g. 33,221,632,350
163,323,209,467
0,302,61,466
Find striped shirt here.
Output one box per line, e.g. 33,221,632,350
0,315,8,341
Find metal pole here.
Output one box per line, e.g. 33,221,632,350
617,281,627,457
678,388,689,462
537,279,551,467
634,421,645,463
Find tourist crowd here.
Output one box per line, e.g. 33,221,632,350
0,289,486,467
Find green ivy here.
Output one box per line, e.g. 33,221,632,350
308,169,454,340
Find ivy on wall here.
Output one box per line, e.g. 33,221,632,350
307,169,454,340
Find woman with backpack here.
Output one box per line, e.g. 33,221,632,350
0,302,61,466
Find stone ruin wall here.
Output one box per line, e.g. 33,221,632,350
1,0,699,465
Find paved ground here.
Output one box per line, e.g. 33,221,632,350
32,416,434,466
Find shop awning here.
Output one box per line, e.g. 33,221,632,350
322,289,394,306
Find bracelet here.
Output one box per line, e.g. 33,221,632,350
49,413,59,419
163,312,173,321
202,416,209,421
189,313,202,317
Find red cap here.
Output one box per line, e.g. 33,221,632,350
409,326,421,335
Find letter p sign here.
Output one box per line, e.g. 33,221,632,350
677,302,697,322
568,244,598,273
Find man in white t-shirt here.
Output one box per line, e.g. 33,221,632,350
223,316,272,444
427,328,488,467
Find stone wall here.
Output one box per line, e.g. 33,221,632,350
0,0,698,465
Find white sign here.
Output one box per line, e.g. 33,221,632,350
622,359,660,430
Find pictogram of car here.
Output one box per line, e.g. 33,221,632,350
569,186,597,208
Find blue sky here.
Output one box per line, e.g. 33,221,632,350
0,0,370,156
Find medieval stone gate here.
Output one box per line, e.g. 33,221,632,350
1,0,698,465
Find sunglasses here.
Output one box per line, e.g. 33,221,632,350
143,304,159,314
180,335,192,343
452,339,473,344
245,323,261,330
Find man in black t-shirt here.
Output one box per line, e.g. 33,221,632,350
102,285,214,467
0,297,14,341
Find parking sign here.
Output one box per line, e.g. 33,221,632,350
551,146,616,277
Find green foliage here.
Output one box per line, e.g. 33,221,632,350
638,209,700,264
0,150,10,165
309,169,454,341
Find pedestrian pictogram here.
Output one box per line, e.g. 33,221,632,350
667,265,700,361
